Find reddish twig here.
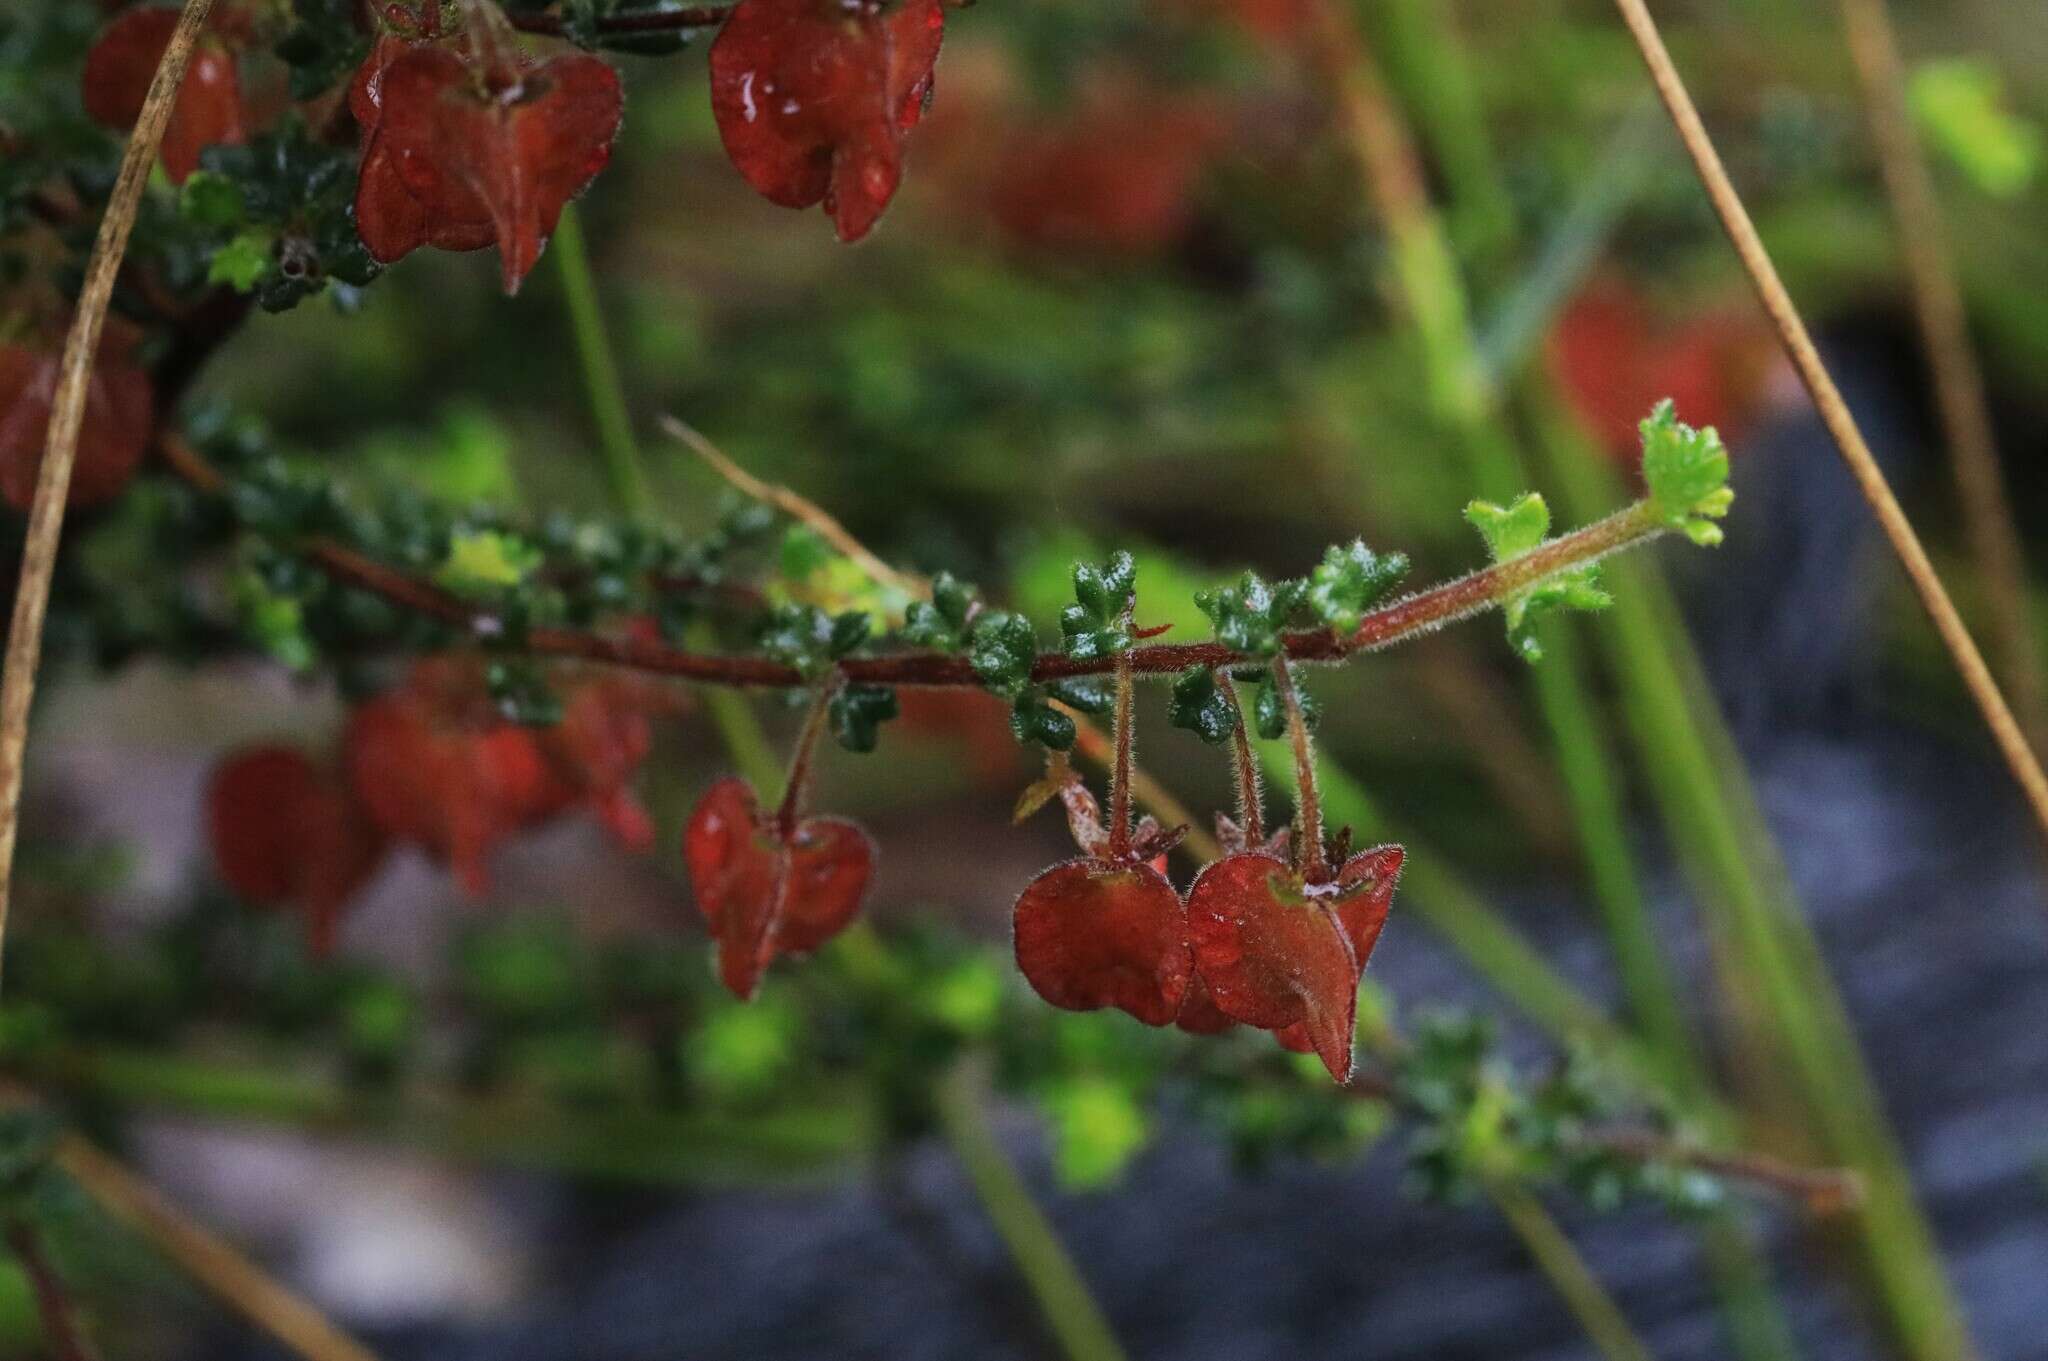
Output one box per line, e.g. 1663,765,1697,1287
162,434,1668,691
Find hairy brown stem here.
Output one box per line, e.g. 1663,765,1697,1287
1608,0,2048,848
1218,671,1264,844
5,1220,99,1361
0,0,218,989
1107,653,1135,859
162,434,1669,692
1836,0,2046,749
1270,658,1326,881
775,680,839,836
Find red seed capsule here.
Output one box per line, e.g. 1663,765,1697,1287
1183,844,1402,1081
1013,858,1192,1026
708,0,944,242
684,776,874,1000
352,37,621,292
82,6,247,184
207,746,387,954
0,320,154,512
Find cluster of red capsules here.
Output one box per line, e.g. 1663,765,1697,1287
1011,656,1401,1083
679,649,1400,1085
207,656,665,950
78,0,949,294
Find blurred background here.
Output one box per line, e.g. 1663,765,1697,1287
4,0,2048,1357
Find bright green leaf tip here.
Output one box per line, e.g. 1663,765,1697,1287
1639,399,1733,547
1466,492,1608,664
437,529,542,595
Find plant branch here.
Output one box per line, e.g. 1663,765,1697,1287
1219,672,1264,844
1609,0,2048,848
170,429,1677,693
1270,658,1326,879
664,420,1219,859
1835,0,2046,749
52,1134,380,1361
5,1219,98,1361
0,0,218,990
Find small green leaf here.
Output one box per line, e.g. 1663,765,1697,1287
1465,494,1609,663
1062,551,1138,658
968,611,1038,699
207,231,273,292
827,610,872,659
1010,689,1077,751
1306,540,1409,634
903,571,980,651
178,171,244,228
1909,57,2042,198
778,526,833,582
1464,491,1552,562
1168,667,1237,744
1194,571,1306,656
1047,677,1115,714
829,683,898,753
1639,400,1734,547
436,529,542,595
1252,673,1317,739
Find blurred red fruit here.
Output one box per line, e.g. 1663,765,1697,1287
1549,280,1769,462
207,746,388,954
344,659,656,893
0,318,154,512
82,6,248,184
990,94,1226,256
709,0,945,242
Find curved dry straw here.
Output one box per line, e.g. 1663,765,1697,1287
1835,0,2046,747
1609,0,2048,848
0,0,218,982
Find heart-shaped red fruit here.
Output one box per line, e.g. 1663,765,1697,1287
708,0,944,242
353,38,621,292
208,746,388,954
82,6,248,184
0,319,154,512
1183,844,1402,1081
684,776,874,1000
1014,858,1192,1026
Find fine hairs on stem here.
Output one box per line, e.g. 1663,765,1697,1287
1270,658,1326,881
1608,0,2048,851
1107,650,1136,859
1218,671,1265,844
775,680,841,837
